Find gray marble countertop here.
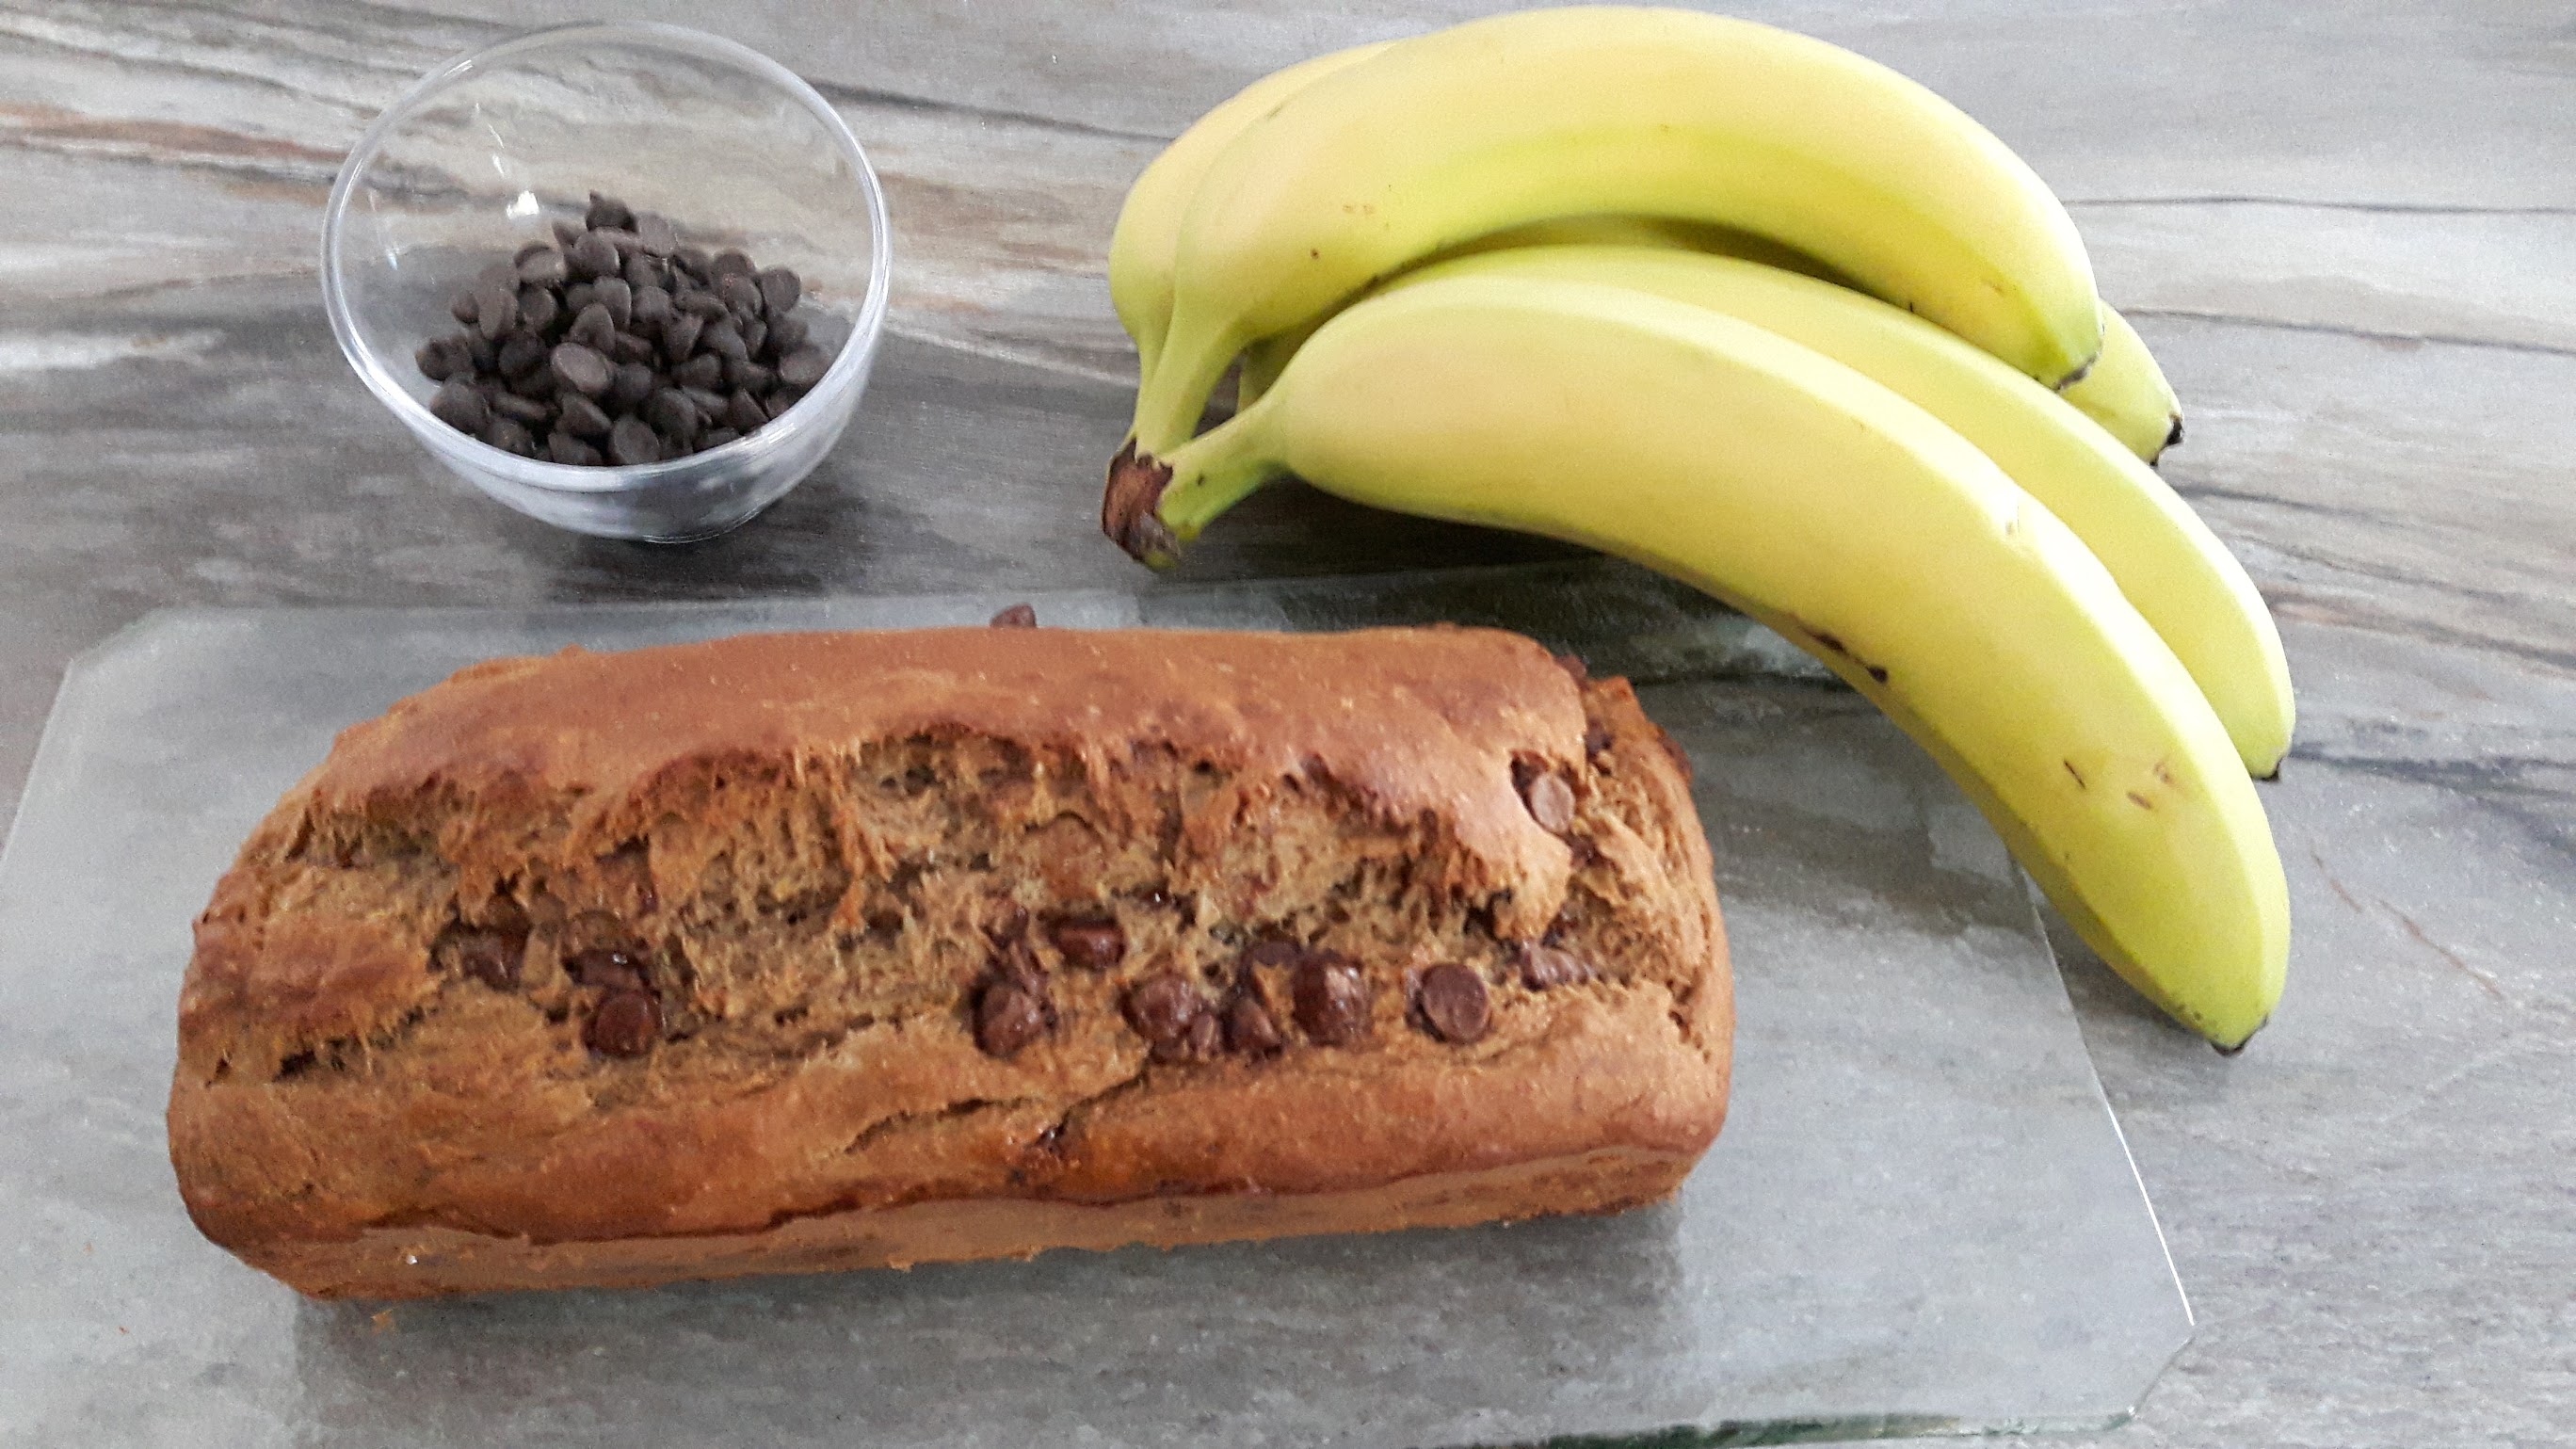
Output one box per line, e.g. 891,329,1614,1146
3,3,2568,1446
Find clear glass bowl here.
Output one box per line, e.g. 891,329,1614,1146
323,23,891,542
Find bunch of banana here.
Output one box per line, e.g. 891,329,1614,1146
1098,8,2283,1047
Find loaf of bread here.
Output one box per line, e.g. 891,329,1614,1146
169,621,1729,1299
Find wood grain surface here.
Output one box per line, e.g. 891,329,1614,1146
4,3,2571,1445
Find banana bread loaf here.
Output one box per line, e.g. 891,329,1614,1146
169,621,1730,1299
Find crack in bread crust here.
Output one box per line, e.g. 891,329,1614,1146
169,627,1729,1296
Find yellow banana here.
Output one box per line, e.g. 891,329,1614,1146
1108,41,1392,381
1131,6,2101,459
1233,217,1831,406
1103,277,2287,1047
1336,245,2290,776
2065,303,2186,463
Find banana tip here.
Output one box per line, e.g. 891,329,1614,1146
2210,1013,2270,1055
1103,439,1180,566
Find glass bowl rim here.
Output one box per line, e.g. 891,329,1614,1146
319,19,894,496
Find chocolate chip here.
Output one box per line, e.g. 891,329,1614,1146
480,415,534,456
717,273,765,318
556,392,611,438
585,989,662,1056
622,252,667,291
591,276,633,330
504,366,555,400
764,389,803,421
757,266,802,316
671,245,711,280
591,227,642,261
449,288,480,325
516,246,569,287
607,415,661,466
445,926,524,989
723,356,773,393
553,217,587,248
430,381,487,435
700,427,740,449
465,335,496,371
473,279,518,339
709,248,755,280
605,362,655,411
1161,1009,1223,1063
548,431,602,466
765,311,809,358
490,390,552,425
634,211,676,257
611,330,659,365
644,388,699,441
494,330,546,379
1292,958,1371,1045
567,301,618,354
414,334,471,381
584,190,634,232
1223,993,1282,1056
700,318,748,362
1517,942,1593,990
738,316,768,361
676,289,731,319
565,945,648,992
725,388,768,433
517,284,560,333
570,231,620,281
633,284,674,332
1414,963,1491,1044
549,342,612,397
595,361,649,412
562,281,597,316
1123,973,1204,1046
990,603,1038,628
1521,770,1576,833
777,344,830,388
990,935,1047,997
673,351,724,392
680,385,731,422
662,311,704,362
1049,916,1124,969
974,981,1047,1058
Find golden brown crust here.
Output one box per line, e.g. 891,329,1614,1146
240,1147,1696,1300
310,624,1579,894
169,625,1728,1297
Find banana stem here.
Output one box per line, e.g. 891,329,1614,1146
1099,406,1283,568
1130,312,1245,457
1157,409,1284,539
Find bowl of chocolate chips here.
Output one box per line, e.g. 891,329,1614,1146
322,22,890,541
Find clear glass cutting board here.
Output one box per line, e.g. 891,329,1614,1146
0,560,2189,1448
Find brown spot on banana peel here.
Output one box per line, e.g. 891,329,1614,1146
2063,760,2087,789
1102,440,1180,566
1799,621,1890,685
2127,791,2154,810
